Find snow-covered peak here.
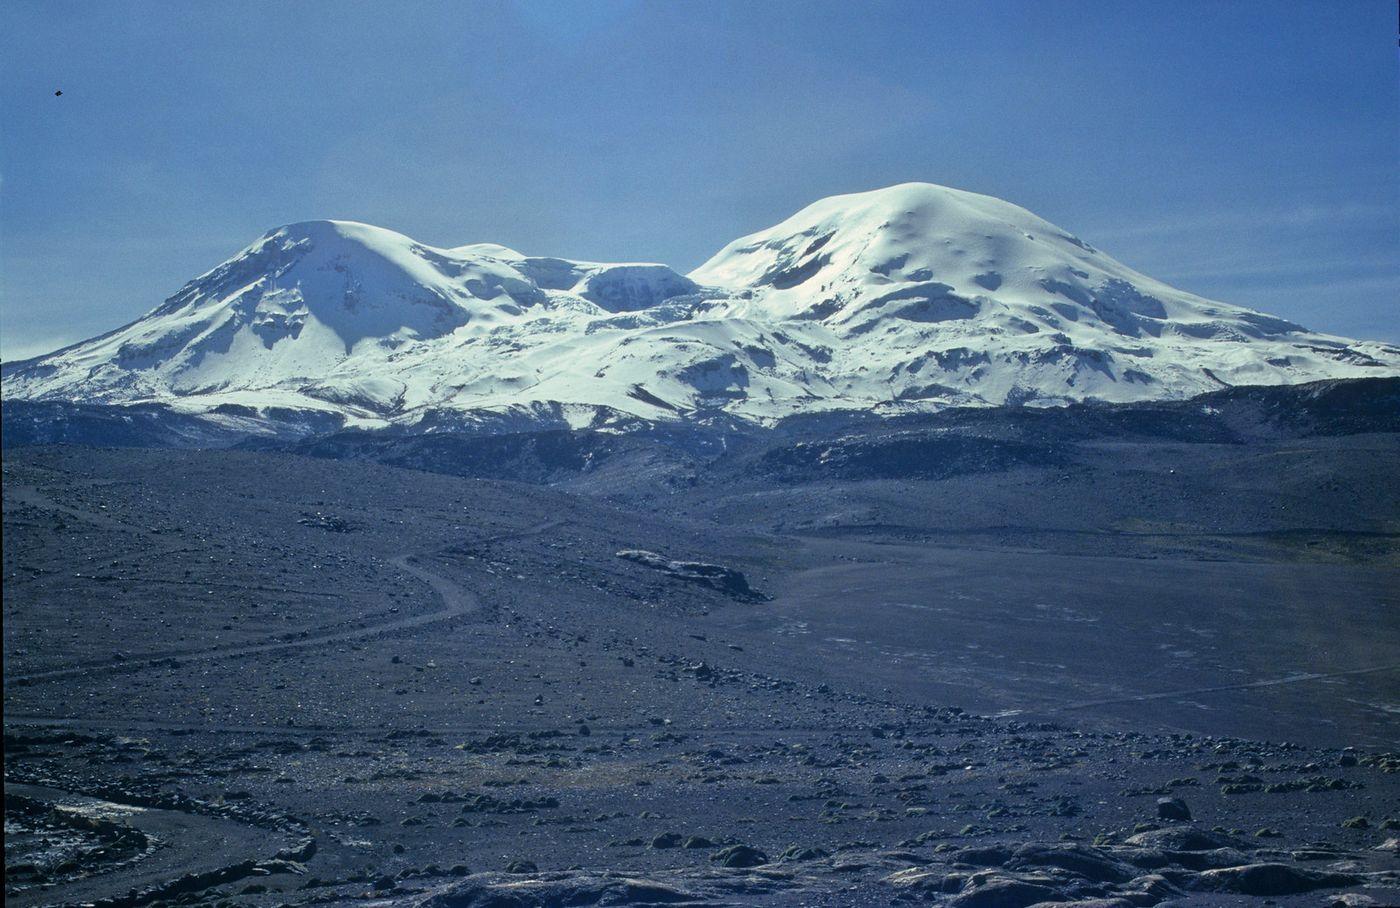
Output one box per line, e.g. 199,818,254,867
5,183,1397,427
692,182,1065,286
268,218,397,245
167,218,543,335
693,183,1083,294
693,182,1260,335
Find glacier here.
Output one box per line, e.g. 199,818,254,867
4,182,1397,430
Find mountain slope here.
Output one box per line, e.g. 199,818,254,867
695,183,1396,407
5,183,1396,428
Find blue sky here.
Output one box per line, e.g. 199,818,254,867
2,0,1396,360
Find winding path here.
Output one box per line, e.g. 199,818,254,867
5,553,479,685
5,477,565,685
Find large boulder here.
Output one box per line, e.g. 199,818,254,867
617,550,768,600
1190,863,1360,897
1008,843,1137,884
417,871,696,907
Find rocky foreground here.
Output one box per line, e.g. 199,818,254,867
7,718,1400,906
5,440,1399,907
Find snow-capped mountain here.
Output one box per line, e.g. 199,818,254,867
5,183,1397,429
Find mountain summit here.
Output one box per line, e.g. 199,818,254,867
5,183,1397,428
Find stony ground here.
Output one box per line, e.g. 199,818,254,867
4,446,1398,907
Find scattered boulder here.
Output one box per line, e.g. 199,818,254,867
1123,827,1237,852
947,874,1061,907
1155,797,1191,822
779,844,830,862
1328,894,1381,907
1007,843,1135,883
273,836,317,862
885,866,962,895
1122,873,1180,902
949,845,1014,867
711,844,769,868
297,512,353,532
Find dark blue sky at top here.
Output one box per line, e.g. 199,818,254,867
2,0,1396,359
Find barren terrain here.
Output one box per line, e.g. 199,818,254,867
5,426,1399,905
